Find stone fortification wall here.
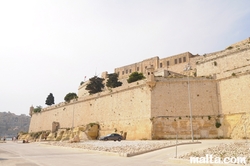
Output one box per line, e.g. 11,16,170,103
151,77,219,117
196,44,250,79
78,81,89,98
217,73,250,115
229,37,250,48
29,80,152,140
152,116,222,139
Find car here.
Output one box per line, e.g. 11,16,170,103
99,133,123,141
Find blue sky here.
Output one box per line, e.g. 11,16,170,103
0,0,250,115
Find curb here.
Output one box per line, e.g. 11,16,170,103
119,141,201,157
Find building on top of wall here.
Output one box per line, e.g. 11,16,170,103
114,52,199,80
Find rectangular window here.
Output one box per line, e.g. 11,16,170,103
183,57,186,62
175,59,177,64
126,70,128,74
160,63,162,68
122,71,124,75
137,67,139,71
167,61,170,66
129,69,132,73
145,66,147,69
179,58,182,63
117,72,119,76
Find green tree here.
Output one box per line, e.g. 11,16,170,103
64,93,78,103
33,106,42,113
127,72,145,83
45,93,55,106
85,76,104,94
106,73,122,88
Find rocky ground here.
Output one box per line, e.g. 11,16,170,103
180,142,250,164
47,140,179,156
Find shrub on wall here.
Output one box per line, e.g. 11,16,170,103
64,93,78,103
33,106,42,113
106,73,122,88
215,121,221,128
127,72,145,83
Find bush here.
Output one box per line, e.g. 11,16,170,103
64,93,78,103
106,73,122,88
34,106,42,113
215,121,221,128
127,72,145,83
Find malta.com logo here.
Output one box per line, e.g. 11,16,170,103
190,154,247,165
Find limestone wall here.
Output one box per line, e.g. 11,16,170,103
229,37,250,48
217,73,250,114
222,113,250,139
151,77,220,117
196,45,250,79
29,80,152,140
152,116,222,139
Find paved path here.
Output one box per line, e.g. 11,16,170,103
0,139,247,166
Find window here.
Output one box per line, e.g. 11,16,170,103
122,71,124,75
126,70,128,74
160,63,162,68
137,67,139,71
167,61,170,66
117,72,119,76
175,59,177,64
179,58,182,63
129,69,132,73
145,66,147,69
183,57,186,62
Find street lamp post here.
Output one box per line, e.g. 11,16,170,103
184,63,194,142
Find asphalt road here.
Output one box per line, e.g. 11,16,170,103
0,139,247,166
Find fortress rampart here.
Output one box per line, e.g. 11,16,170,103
196,44,250,79
30,80,152,140
30,76,222,139
29,37,250,140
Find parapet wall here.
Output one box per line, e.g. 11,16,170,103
196,44,250,79
29,80,152,140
